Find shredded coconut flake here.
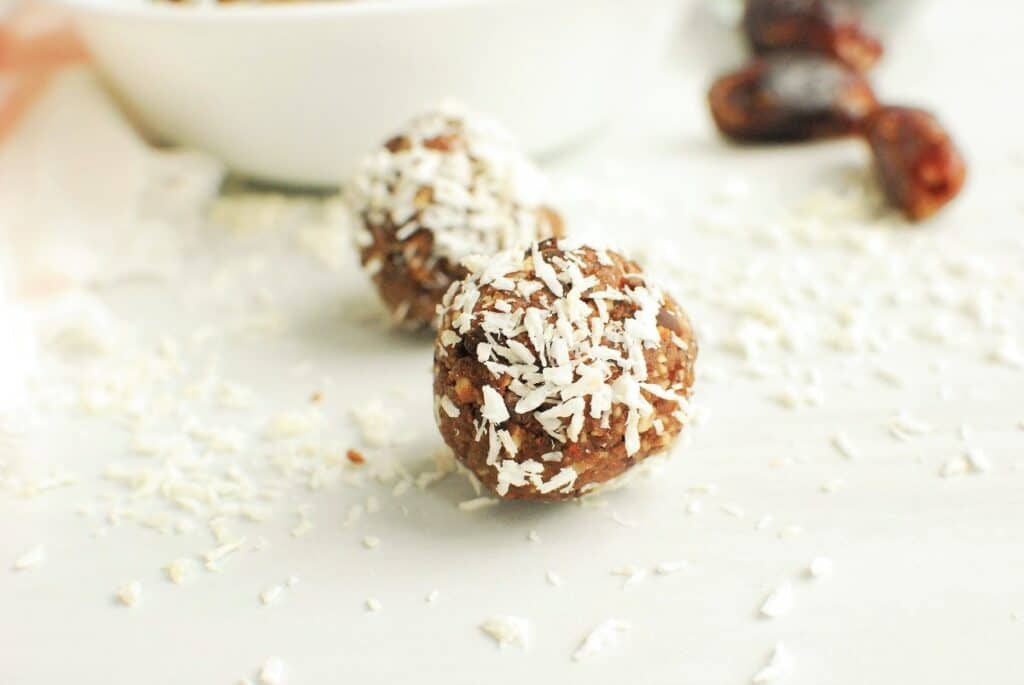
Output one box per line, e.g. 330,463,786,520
655,560,689,575
965,447,991,473
752,642,794,683
165,558,197,585
830,432,859,460
260,585,284,606
573,619,631,662
760,582,793,618
12,544,45,571
116,580,142,607
480,615,532,649
458,497,499,512
259,657,286,685
808,556,834,579
820,479,845,493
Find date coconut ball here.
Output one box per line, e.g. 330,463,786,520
343,104,564,328
433,239,698,501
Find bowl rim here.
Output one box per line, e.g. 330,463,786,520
57,0,514,22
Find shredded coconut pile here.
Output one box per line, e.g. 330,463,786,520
437,241,692,495
344,102,551,266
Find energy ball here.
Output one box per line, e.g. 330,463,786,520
344,104,563,328
433,239,698,501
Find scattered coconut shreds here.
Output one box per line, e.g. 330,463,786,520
830,432,859,460
365,598,382,612
165,558,197,585
527,530,541,543
458,497,499,512
426,590,440,604
752,642,794,683
756,515,774,530
12,544,45,571
809,556,834,579
546,570,564,587
655,560,688,575
15,129,1024,685
259,657,286,685
480,616,531,649
573,619,631,662
362,535,380,550
760,582,793,619
116,580,142,607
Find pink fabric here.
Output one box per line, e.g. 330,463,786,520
0,3,88,142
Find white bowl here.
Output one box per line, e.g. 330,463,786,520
60,0,685,187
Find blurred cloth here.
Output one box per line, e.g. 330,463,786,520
0,2,88,142
0,4,224,299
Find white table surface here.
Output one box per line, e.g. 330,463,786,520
3,2,1024,684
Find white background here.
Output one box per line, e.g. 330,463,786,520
3,2,1024,683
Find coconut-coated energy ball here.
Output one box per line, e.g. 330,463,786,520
343,104,563,328
433,239,698,501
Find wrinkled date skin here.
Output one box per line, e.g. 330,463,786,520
862,107,966,221
708,54,878,142
743,0,883,72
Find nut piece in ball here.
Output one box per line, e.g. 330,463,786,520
344,103,563,328
433,239,698,501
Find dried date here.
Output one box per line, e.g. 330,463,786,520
708,54,878,142
743,0,883,72
862,106,966,220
